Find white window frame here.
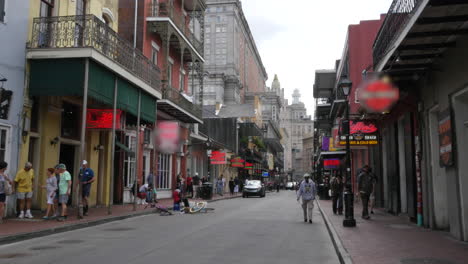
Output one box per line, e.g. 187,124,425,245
124,133,137,188
0,125,11,172
158,153,172,190
151,41,160,65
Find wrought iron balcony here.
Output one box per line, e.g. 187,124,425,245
163,87,203,120
149,2,204,55
28,15,161,93
373,0,424,67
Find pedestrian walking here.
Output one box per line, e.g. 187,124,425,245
229,177,235,196
57,164,72,221
193,172,200,198
357,165,377,220
276,181,280,192
0,161,13,224
78,160,95,216
14,162,34,219
330,175,344,215
216,176,224,196
186,174,193,198
297,173,317,224
42,168,57,219
53,165,61,219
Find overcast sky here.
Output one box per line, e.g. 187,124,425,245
241,0,391,116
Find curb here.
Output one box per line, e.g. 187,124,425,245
0,209,158,246
317,201,354,264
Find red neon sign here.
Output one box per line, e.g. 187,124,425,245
350,121,378,134
230,157,245,168
210,151,226,165
245,162,253,169
86,109,122,129
324,159,340,169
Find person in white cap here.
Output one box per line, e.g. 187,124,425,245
14,162,34,219
297,173,317,224
78,160,95,216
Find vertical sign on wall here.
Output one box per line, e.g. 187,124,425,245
438,109,454,167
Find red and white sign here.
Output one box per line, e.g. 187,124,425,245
157,121,180,153
210,151,226,165
86,109,122,129
358,80,399,112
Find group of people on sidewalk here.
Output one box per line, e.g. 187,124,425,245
0,160,95,223
328,165,377,220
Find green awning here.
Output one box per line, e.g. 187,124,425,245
29,59,157,123
115,141,135,157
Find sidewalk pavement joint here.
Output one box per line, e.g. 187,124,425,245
317,200,354,264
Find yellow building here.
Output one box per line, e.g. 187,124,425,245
21,0,161,210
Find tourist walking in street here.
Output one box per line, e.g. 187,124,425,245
78,160,95,216
193,172,200,198
0,161,12,224
330,174,344,215
358,165,377,220
57,164,72,221
42,168,57,219
186,174,193,198
297,173,317,224
229,177,235,196
216,176,224,196
14,162,34,219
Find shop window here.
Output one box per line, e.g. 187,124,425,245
61,102,80,140
124,134,136,187
0,126,9,163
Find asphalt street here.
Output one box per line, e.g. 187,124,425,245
0,191,339,264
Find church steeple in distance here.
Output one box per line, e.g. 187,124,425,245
292,89,301,104
272,74,280,91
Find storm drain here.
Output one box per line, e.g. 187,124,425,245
30,246,60,251
401,258,455,264
57,239,84,244
0,253,30,259
103,227,135,231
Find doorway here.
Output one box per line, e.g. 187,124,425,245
59,144,77,205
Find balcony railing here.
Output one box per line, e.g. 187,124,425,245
28,15,161,93
164,87,202,119
373,0,424,67
149,2,204,55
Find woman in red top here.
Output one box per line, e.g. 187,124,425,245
173,187,181,211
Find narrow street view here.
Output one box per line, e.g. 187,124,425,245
1,0,468,263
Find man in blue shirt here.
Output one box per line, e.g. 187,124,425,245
297,173,317,224
79,160,95,216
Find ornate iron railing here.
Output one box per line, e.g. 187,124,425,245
373,0,424,67
28,15,161,93
149,2,204,55
164,86,203,119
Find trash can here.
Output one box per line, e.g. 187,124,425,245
199,182,213,200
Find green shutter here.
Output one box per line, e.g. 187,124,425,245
141,92,156,123
88,61,114,106
29,59,85,96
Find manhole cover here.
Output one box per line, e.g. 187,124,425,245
57,239,84,244
401,258,455,264
103,227,134,231
0,253,30,259
30,246,59,250
388,224,413,230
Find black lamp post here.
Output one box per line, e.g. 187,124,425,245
340,78,356,228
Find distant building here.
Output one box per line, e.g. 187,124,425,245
203,0,268,105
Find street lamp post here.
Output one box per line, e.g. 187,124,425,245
340,78,356,228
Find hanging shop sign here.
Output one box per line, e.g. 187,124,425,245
350,121,378,134
157,121,180,153
262,171,269,177
339,134,378,145
86,109,122,129
245,162,253,169
438,108,454,167
321,136,330,151
210,150,227,165
323,159,340,169
358,79,399,112
230,157,245,168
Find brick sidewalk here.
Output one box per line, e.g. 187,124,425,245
319,200,468,264
0,193,241,243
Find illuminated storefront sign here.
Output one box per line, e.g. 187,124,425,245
86,109,122,129
324,159,340,169
245,162,253,169
339,134,378,145
210,151,227,165
230,157,245,168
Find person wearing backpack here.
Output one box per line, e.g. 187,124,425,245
0,161,13,223
358,165,376,220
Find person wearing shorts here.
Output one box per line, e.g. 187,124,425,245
78,160,95,216
0,161,12,224
14,162,34,219
57,164,72,221
42,168,57,219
